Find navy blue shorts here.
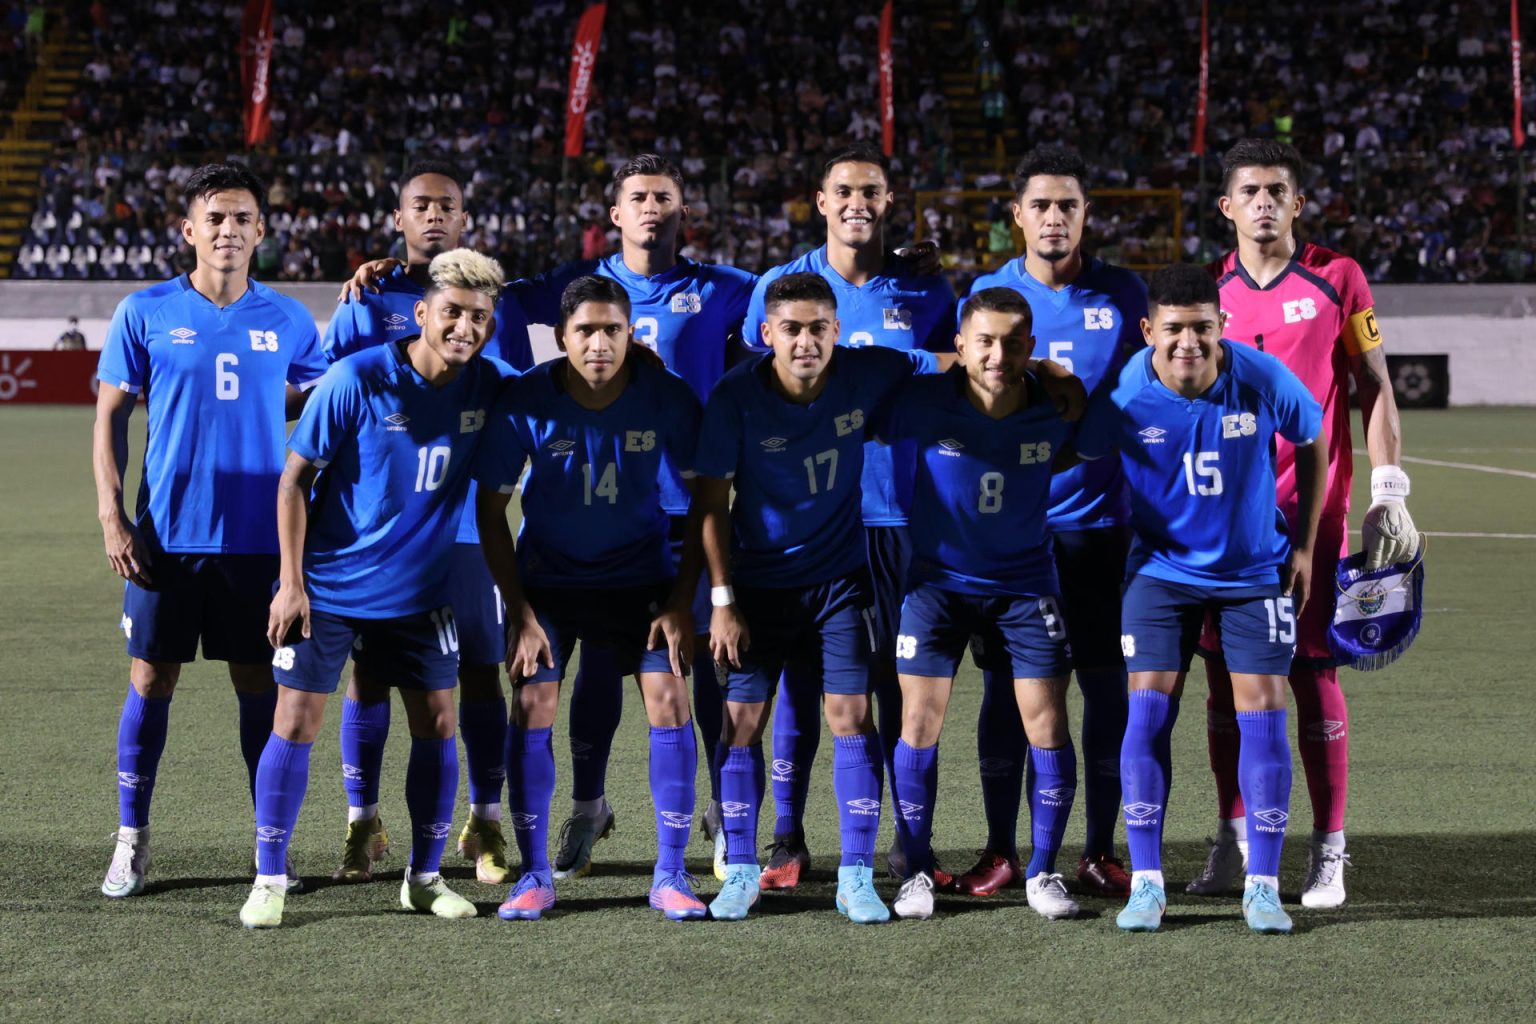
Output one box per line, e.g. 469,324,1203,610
120,543,278,665
523,582,678,684
273,606,462,693
865,525,912,659
723,571,876,703
899,582,1073,680
1120,575,1297,676
668,514,711,633
447,543,506,667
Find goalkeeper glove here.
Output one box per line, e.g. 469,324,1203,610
1361,465,1419,569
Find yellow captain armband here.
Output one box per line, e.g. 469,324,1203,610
1343,307,1383,355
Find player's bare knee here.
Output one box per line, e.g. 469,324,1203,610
824,694,873,737
273,687,326,743
1231,673,1288,712
514,681,560,730
129,658,180,698
402,690,457,739
637,672,691,728
723,700,767,745
1016,675,1070,747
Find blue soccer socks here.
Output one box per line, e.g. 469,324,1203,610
1076,666,1129,857
339,697,389,811
977,668,1026,859
458,696,507,814
254,735,313,877
649,725,697,874
568,646,623,803
770,670,822,836
115,686,171,829
404,737,458,875
892,740,939,876
719,744,763,865
507,725,556,873
1236,709,1292,879
1121,690,1177,873
1025,742,1077,877
832,733,883,867
235,689,276,804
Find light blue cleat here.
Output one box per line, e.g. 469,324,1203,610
1116,877,1167,932
836,863,890,924
1242,879,1294,934
709,864,761,921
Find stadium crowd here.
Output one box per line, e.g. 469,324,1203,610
9,0,1533,284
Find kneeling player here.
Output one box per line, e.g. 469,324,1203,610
876,288,1080,922
1073,263,1326,935
695,273,947,924
475,276,708,922
239,250,512,928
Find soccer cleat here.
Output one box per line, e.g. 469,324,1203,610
709,864,761,921
953,849,1023,896
102,827,151,898
551,806,615,880
759,832,811,891
1300,841,1350,909
401,871,477,919
892,870,936,920
885,838,954,889
1185,835,1248,895
239,882,285,929
835,863,890,924
333,815,390,883
712,828,727,882
1243,879,1294,934
1116,877,1167,932
498,869,557,921
649,869,708,921
458,814,510,885
1077,853,1132,897
699,799,722,843
1025,872,1081,920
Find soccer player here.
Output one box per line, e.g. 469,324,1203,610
695,272,950,924
1073,263,1326,934
1190,139,1418,909
238,249,511,928
322,160,534,887
740,144,956,889
473,276,707,922
877,288,1081,922
955,146,1147,898
93,163,325,898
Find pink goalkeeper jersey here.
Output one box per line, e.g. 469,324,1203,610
1208,242,1382,518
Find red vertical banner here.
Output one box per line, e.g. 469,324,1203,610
241,0,274,147
564,3,607,158
1514,0,1526,147
879,0,895,157
1192,0,1209,154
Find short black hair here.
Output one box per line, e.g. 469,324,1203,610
558,275,632,328
1220,138,1304,194
1011,145,1089,200
182,163,266,213
610,153,686,203
960,286,1033,327
764,272,837,315
397,159,464,207
1146,263,1220,310
821,143,889,185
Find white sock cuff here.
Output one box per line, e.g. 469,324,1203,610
254,873,287,888
347,803,380,823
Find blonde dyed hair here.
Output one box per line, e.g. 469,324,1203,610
427,248,506,300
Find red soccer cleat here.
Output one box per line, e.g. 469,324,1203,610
759,833,811,891
953,849,1023,896
1077,852,1132,897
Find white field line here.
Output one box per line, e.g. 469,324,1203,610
1351,449,1536,481
1347,529,1536,540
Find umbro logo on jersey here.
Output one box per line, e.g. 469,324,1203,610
385,412,410,432
384,312,411,330
1138,426,1167,444
938,438,965,454
547,439,575,455
846,798,881,816
760,437,788,450
670,293,702,314
882,307,913,331
1124,802,1162,823
1252,808,1289,832
169,327,196,344
659,811,693,829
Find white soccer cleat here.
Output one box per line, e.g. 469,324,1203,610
239,882,286,929
1185,835,1248,895
892,870,936,920
401,871,478,919
1024,872,1080,920
1300,840,1350,909
102,827,151,898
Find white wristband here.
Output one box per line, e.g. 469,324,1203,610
1370,465,1410,503
710,585,735,607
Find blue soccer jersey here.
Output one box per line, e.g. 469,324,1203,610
476,356,702,588
1075,341,1324,588
95,275,327,555
694,346,937,588
513,254,757,516
287,343,512,618
875,369,1071,596
320,264,534,546
966,256,1148,531
744,246,956,527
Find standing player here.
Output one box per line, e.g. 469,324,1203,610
93,163,326,898
740,145,956,889
1190,140,1418,909
473,276,707,922
1073,263,1326,934
322,160,534,887
696,273,948,923
956,146,1147,897
239,250,511,928
876,289,1081,922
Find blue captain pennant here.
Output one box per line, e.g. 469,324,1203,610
1328,541,1425,671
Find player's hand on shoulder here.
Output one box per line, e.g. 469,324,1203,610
101,511,153,586
267,581,311,650
505,601,554,680
336,257,401,303
709,602,749,671
647,600,695,677
1033,359,1088,422
1281,547,1312,617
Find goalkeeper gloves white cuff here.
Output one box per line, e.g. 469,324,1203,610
1362,465,1419,569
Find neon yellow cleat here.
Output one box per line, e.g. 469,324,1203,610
458,814,510,885
239,882,285,929
401,872,477,919
333,815,390,883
